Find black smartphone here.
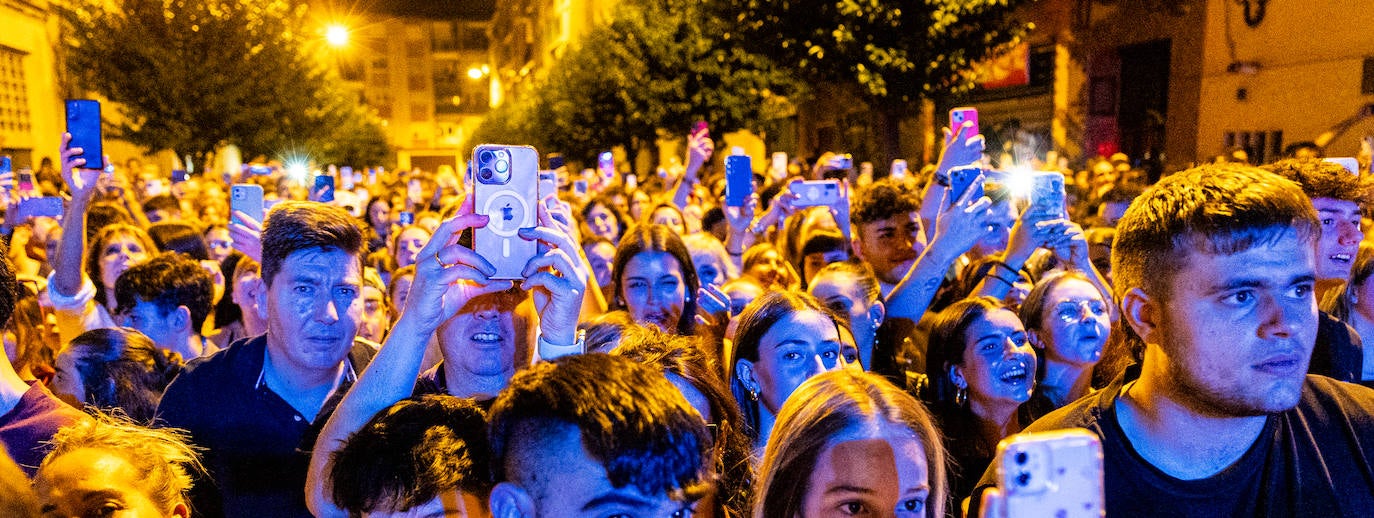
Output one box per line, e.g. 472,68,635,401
724,155,753,207
171,170,190,184
948,165,984,201
65,99,104,170
314,174,335,202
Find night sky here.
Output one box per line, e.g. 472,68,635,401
367,0,495,19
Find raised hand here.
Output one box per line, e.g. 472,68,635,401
400,205,513,328
935,121,986,179
60,133,104,200
684,127,715,183
229,211,263,263
519,198,589,347
929,173,995,258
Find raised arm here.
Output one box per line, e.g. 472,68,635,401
885,178,994,321
306,210,512,518
51,133,102,298
671,127,714,210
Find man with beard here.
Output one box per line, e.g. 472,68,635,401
973,164,1374,516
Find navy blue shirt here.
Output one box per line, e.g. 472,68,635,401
155,335,375,518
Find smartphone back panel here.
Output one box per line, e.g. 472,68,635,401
472,144,539,280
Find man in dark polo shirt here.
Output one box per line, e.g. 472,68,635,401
156,202,374,517
973,165,1374,516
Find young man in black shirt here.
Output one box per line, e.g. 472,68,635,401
974,164,1374,516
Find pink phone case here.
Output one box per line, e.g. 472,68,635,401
950,107,979,136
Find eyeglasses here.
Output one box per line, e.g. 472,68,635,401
1053,299,1109,324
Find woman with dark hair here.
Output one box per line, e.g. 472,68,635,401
363,196,392,254
646,202,687,235
611,224,701,335
1019,271,1111,410
49,327,182,423
580,196,629,245
924,296,1039,503
727,290,854,449
614,327,754,518
756,369,948,518
147,222,210,260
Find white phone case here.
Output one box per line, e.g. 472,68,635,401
995,429,1104,518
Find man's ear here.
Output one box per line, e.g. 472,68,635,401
169,502,190,518
489,482,535,518
850,234,866,260
171,305,191,333
1121,287,1158,345
253,279,269,322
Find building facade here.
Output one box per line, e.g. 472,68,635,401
0,0,62,170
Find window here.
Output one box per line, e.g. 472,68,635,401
0,48,32,135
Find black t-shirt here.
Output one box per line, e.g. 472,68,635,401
971,365,1374,517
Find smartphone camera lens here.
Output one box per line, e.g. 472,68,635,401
480,168,494,181
1015,451,1029,465
495,150,509,161
479,150,494,164
1016,472,1032,487
495,160,509,174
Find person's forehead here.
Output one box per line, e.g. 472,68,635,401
810,273,863,301
1312,197,1360,214
280,248,362,279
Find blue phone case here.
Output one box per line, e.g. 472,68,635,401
725,155,753,207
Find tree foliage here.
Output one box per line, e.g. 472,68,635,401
471,0,802,164
56,0,391,166
711,0,1033,110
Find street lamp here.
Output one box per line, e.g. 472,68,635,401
325,24,349,48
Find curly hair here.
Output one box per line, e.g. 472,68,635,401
852,177,920,225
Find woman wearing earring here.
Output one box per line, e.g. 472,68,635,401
756,369,948,518
727,291,856,450
924,296,1039,503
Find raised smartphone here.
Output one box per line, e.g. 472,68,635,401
573,178,589,197
994,429,1104,518
1325,157,1359,175
538,170,557,200
791,180,841,207
65,99,105,170
772,152,788,177
597,151,614,183
948,165,984,201
230,184,265,227
950,106,979,136
398,211,415,226
314,174,335,203
891,159,909,179
1030,171,1067,219
17,169,36,194
470,144,539,280
341,166,355,190
724,155,753,207
171,170,189,184
16,197,64,221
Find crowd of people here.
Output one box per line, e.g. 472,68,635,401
1,119,1374,518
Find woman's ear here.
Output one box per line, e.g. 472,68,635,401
489,482,536,518
735,359,759,393
949,364,967,389
1027,329,1045,349
869,300,886,328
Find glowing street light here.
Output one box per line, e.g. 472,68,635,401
325,24,349,47
467,67,485,80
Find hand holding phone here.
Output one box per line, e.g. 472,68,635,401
1029,171,1067,220
65,100,105,170
471,144,540,280
947,165,985,203
991,429,1104,518
314,174,336,203
950,106,980,137
230,184,265,228
790,180,841,208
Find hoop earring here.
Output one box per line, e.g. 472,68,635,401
954,387,968,407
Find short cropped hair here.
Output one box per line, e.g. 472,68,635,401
1112,164,1318,355
41,412,203,512
330,395,492,514
1112,164,1319,302
1263,158,1374,206
114,253,215,333
852,177,919,225
488,354,713,502
260,201,364,287
147,222,210,260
